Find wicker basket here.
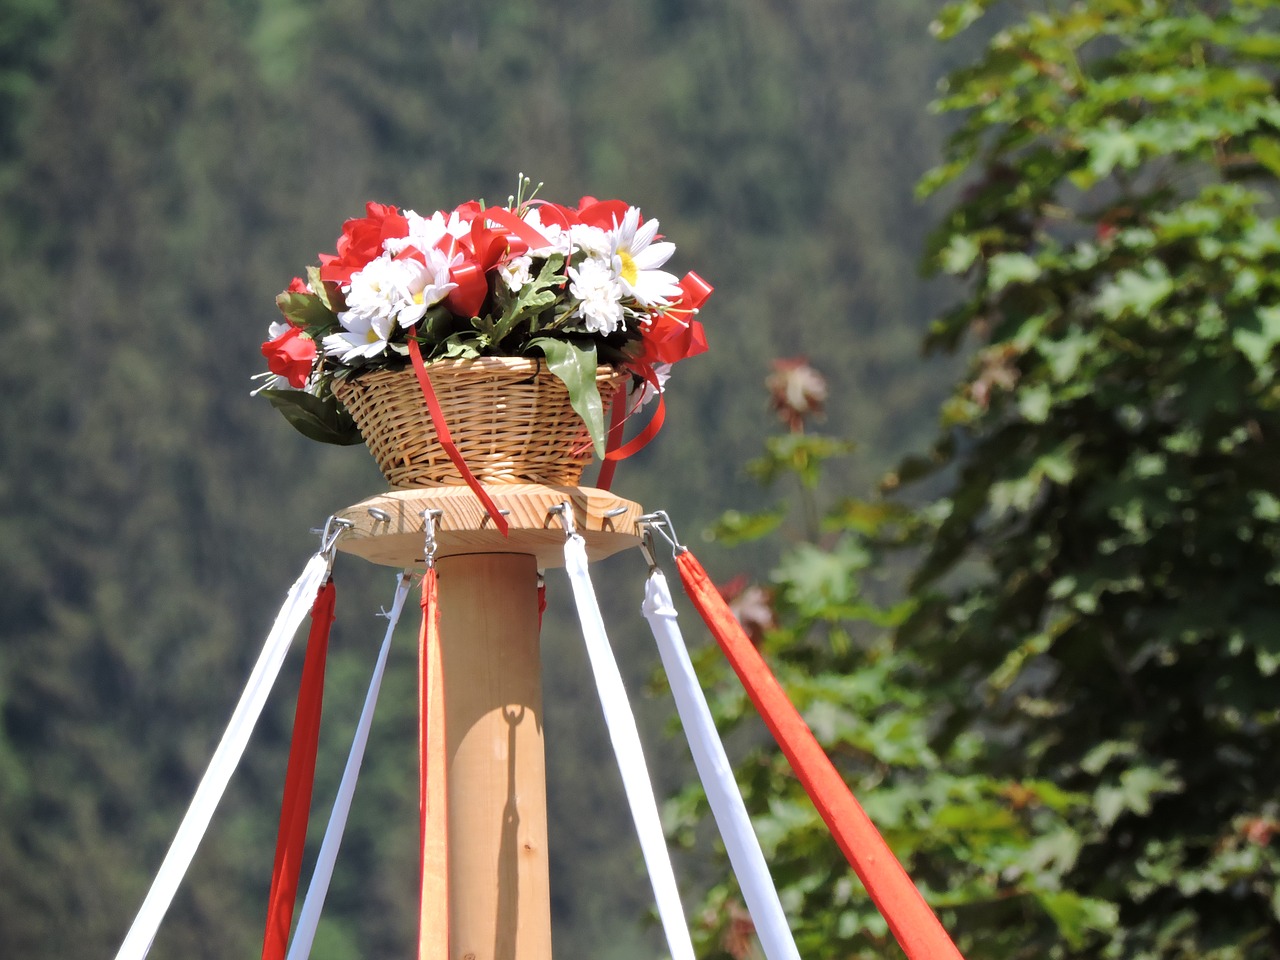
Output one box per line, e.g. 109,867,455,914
331,357,629,488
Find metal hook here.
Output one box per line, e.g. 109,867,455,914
368,507,391,531
602,505,628,532
637,510,686,557
480,508,512,529
319,515,355,575
420,508,443,567
638,525,660,572
545,501,577,539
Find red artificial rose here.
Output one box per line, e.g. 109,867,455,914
318,202,409,284
286,276,309,293
261,325,317,388
576,198,631,230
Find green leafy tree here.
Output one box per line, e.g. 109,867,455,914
899,0,1280,955
671,361,1094,960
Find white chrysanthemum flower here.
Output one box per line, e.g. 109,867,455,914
393,248,458,328
568,223,611,259
267,320,292,340
610,207,681,306
341,255,401,321
568,256,625,335
323,309,398,362
499,253,533,292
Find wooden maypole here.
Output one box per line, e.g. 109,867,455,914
334,484,643,960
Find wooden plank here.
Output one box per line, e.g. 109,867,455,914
333,484,643,569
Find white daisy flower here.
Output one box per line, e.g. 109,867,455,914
499,253,534,292
323,309,398,362
610,207,681,306
392,248,458,328
568,256,625,335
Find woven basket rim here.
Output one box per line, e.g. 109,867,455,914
332,355,628,387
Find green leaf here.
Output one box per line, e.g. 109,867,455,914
275,291,338,334
1232,305,1280,378
261,389,363,446
1080,121,1142,178
987,252,1040,292
1094,764,1185,828
528,337,606,457
305,265,347,313
774,538,872,617
1094,262,1174,320
1035,891,1119,948
495,253,565,342
938,233,981,274
708,508,787,546
1248,134,1280,179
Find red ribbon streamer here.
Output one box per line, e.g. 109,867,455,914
407,337,509,536
418,569,448,960
260,579,336,960
595,382,630,491
674,551,966,960
596,370,669,489
605,394,666,463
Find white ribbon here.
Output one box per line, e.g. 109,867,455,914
643,570,801,960
115,552,332,960
562,535,695,960
286,572,413,960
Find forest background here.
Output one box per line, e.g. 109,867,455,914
8,1,1279,959
0,2,965,957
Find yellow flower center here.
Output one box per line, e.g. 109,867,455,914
365,328,380,344
618,249,638,287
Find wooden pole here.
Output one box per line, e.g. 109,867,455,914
438,553,549,960
335,486,642,960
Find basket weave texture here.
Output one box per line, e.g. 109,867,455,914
332,357,628,488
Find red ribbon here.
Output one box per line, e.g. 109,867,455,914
479,205,556,251
418,569,448,960
407,337,509,536
595,367,668,491
595,382,630,491
260,579,336,960
674,551,966,960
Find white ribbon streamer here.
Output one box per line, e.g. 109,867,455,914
562,535,695,960
286,572,413,960
642,570,801,960
115,553,331,960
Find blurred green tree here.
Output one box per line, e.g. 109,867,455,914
669,359,1095,959
680,1,1280,958
903,0,1280,955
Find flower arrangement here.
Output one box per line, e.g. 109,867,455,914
258,178,711,460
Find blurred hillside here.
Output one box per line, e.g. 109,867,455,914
0,1,963,957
